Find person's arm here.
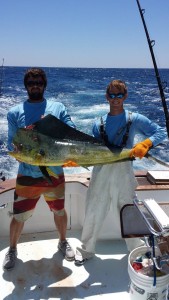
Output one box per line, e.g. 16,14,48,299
7,110,18,151
92,121,102,140
59,103,76,128
130,114,167,159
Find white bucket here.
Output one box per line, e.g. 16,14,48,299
128,246,169,300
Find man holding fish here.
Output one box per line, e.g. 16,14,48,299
3,68,75,270
75,79,167,265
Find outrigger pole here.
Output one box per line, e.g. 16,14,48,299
136,0,169,138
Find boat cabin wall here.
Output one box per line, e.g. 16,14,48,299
1,180,169,239
0,181,120,239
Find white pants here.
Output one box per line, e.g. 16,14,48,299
78,161,144,258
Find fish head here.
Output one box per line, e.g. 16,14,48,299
8,128,47,165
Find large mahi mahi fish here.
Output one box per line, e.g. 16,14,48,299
9,114,131,167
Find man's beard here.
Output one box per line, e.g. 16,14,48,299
28,90,44,102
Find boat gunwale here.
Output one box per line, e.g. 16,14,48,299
1,171,169,195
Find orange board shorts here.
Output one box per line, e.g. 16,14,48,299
13,174,65,221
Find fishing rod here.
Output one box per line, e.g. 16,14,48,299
136,0,169,138
146,153,169,169
0,58,4,96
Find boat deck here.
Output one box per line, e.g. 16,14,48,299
1,170,169,299
0,231,130,300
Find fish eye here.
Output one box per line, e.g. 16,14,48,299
39,149,45,156
18,143,23,151
25,145,32,151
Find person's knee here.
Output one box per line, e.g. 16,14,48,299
53,208,65,217
13,210,33,222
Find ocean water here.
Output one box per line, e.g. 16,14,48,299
0,66,169,179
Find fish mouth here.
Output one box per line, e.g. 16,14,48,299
8,151,18,157
8,149,46,165
8,151,25,159
8,151,24,163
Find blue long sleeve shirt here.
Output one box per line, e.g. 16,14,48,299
7,99,75,177
93,110,167,148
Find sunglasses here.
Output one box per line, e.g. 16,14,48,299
108,93,125,99
26,81,44,87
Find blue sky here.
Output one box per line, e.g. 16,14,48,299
1,0,169,68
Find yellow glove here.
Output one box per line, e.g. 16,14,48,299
130,138,153,159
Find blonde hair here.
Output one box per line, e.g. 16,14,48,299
106,80,127,94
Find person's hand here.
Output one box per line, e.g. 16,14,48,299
130,139,152,159
62,160,79,167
